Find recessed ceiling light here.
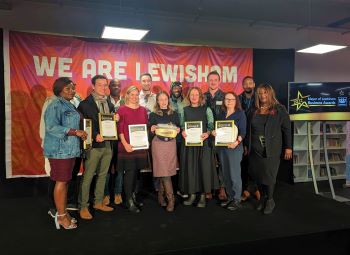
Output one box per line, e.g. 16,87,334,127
297,44,347,54
101,26,149,41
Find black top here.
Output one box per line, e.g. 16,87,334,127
204,89,225,120
149,109,180,141
246,104,292,158
78,94,115,148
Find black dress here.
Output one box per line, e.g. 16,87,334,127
178,106,219,194
248,114,280,185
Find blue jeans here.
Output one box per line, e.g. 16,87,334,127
218,145,243,202
104,171,123,196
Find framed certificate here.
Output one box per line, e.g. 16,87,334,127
98,113,118,140
129,124,149,150
215,120,238,146
185,121,203,146
83,119,92,150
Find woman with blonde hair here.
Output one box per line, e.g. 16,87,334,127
149,91,180,212
117,86,148,213
179,87,219,208
247,84,292,214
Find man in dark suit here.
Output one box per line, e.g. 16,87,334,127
78,75,115,220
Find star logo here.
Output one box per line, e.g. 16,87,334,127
339,90,344,96
290,91,310,111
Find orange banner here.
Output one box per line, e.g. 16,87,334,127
5,31,252,178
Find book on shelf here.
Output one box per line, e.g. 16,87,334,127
327,138,342,147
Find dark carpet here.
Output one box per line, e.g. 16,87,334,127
1,181,350,255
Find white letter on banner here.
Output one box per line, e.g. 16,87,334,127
33,56,56,77
135,62,141,81
148,63,160,81
82,59,96,78
58,58,72,77
98,60,112,79
179,65,184,82
222,66,237,83
185,65,197,82
210,66,221,77
114,61,127,80
160,64,178,82
198,65,209,82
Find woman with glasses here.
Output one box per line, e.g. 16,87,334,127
212,92,246,211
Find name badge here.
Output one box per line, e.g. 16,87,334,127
216,101,223,105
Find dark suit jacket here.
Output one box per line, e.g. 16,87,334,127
247,104,292,158
78,94,115,148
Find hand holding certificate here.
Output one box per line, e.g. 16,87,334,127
129,124,149,150
215,120,238,146
185,121,203,146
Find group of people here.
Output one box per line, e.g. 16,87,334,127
42,71,292,230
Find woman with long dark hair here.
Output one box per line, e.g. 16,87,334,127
247,84,292,214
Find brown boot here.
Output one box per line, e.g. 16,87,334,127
158,180,167,207
241,190,250,202
79,208,93,220
163,178,175,212
93,203,114,212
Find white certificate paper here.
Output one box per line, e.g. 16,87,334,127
99,113,118,140
129,124,149,150
215,120,238,146
185,121,203,146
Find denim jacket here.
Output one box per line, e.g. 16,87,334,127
43,97,81,159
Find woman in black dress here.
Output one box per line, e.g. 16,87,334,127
179,87,219,208
247,84,292,214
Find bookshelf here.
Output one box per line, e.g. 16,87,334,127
293,121,347,183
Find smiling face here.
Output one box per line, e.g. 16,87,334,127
60,83,76,101
257,88,269,105
140,74,152,92
109,79,121,97
224,93,237,110
208,73,220,91
189,88,200,106
157,93,169,109
128,89,139,105
93,78,108,97
242,78,255,94
171,86,182,98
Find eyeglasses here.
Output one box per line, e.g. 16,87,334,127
225,99,236,101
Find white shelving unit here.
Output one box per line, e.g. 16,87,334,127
293,121,347,183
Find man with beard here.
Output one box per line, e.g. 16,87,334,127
169,81,183,113
238,76,260,202
103,79,124,206
204,71,226,200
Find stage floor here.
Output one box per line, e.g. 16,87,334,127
1,181,350,255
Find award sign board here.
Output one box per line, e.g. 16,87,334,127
98,113,118,140
128,124,149,150
83,119,92,150
288,82,350,121
215,120,238,146
185,121,203,146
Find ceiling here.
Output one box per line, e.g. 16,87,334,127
1,0,350,49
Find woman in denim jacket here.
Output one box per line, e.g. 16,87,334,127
44,77,87,230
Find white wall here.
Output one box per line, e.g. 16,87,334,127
295,48,350,82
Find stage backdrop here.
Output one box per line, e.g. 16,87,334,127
3,30,252,178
